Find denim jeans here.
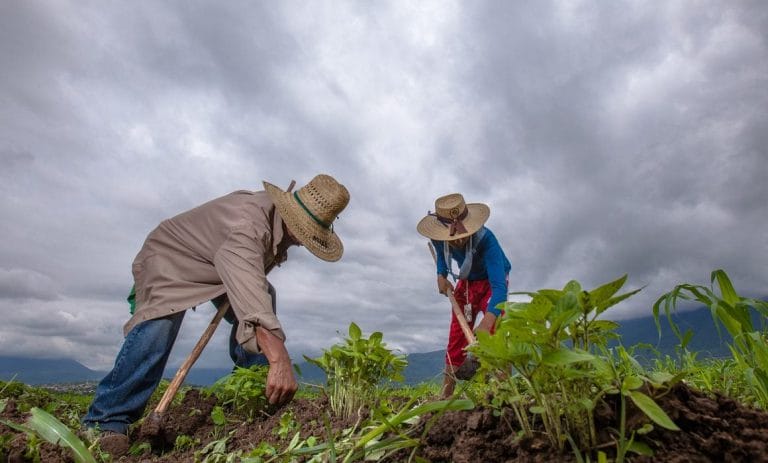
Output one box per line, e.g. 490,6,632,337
82,285,275,434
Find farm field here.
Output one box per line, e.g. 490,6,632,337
2,270,768,462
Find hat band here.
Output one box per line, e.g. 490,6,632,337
294,191,331,229
430,207,468,237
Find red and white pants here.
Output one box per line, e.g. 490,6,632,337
445,279,496,368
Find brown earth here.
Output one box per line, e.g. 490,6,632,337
2,383,768,462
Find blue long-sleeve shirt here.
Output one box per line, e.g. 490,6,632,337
432,226,511,316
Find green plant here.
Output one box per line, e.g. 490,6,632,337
129,441,152,456
195,430,238,463
593,345,681,463
252,398,474,463
175,434,200,452
210,405,227,440
1,407,96,463
208,365,269,419
305,322,407,418
654,269,768,408
240,441,278,461
470,275,642,451
274,411,298,439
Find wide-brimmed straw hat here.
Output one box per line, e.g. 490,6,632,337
264,174,349,262
417,193,490,241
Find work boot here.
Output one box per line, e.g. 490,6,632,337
97,431,130,458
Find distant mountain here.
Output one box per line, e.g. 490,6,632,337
613,306,736,360
0,357,104,385
2,306,758,387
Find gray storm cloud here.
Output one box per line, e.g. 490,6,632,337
0,1,765,371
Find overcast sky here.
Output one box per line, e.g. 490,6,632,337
1,1,766,372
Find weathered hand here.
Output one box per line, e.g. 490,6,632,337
474,312,497,334
265,359,297,406
256,327,298,406
437,275,454,296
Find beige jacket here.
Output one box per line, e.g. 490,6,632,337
124,190,288,353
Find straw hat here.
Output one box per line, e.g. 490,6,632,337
417,193,490,241
264,174,349,262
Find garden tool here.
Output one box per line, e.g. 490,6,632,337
427,243,480,380
141,299,231,438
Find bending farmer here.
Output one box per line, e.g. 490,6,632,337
83,174,350,452
417,193,510,398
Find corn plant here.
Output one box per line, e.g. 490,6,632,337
654,269,768,408
469,275,643,451
0,407,97,463
304,322,407,419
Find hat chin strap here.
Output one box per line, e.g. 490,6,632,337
429,208,469,236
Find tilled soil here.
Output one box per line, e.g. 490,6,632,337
2,383,768,462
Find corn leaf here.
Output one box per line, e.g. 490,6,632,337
27,407,97,463
711,269,739,306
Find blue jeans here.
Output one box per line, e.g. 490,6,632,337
83,286,275,434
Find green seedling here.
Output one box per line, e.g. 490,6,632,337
305,322,407,418
208,365,269,419
1,407,96,463
274,411,298,439
174,434,199,452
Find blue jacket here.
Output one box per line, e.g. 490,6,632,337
432,226,511,316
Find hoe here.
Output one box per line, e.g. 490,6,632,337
141,300,231,438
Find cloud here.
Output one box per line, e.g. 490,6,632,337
0,1,766,372
0,268,60,301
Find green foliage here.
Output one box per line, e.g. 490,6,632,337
304,322,407,418
211,406,227,426
469,274,680,459
654,269,768,408
274,411,298,440
241,441,277,461
208,365,269,419
174,434,200,452
470,275,644,450
1,270,765,462
195,431,236,463
0,407,96,463
593,346,681,463
0,380,26,399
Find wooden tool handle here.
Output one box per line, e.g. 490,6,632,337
448,292,476,344
427,242,476,344
153,300,231,414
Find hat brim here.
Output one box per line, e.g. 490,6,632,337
416,203,490,241
264,181,343,262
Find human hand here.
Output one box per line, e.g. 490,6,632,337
256,327,298,406
474,312,497,334
265,359,298,406
437,275,454,296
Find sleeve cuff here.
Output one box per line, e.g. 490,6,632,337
487,306,503,317
236,314,286,354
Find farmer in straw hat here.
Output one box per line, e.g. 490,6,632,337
417,193,511,398
83,174,350,453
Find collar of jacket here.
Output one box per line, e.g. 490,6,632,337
267,205,289,273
